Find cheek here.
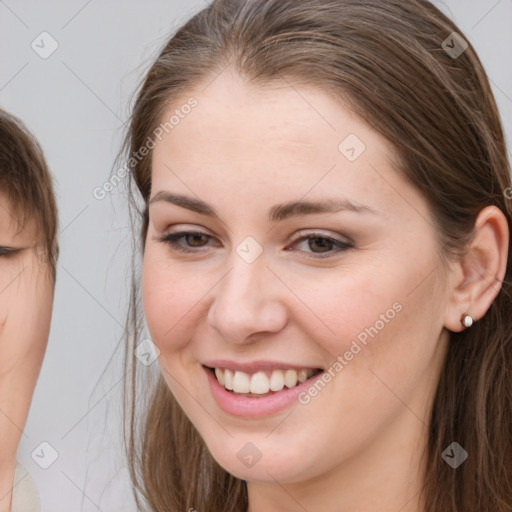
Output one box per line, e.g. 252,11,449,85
294,253,441,379
0,279,53,375
291,267,398,353
142,251,206,352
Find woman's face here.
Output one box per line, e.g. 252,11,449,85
142,70,454,485
0,196,54,467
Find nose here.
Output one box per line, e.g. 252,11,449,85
207,253,288,344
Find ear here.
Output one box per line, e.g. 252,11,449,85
443,205,509,333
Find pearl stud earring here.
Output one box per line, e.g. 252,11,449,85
461,313,473,328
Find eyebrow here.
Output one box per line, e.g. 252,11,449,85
149,191,380,222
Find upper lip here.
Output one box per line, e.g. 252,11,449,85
202,359,323,373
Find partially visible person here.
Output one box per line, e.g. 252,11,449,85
0,108,59,512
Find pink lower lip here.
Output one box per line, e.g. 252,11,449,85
203,366,324,418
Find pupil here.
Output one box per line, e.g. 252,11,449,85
188,233,206,247
310,237,331,252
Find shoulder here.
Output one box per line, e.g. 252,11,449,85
10,462,41,512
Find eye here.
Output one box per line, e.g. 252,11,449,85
158,230,353,258
286,232,353,258
0,246,18,257
158,231,216,253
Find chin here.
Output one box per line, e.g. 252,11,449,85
201,434,314,484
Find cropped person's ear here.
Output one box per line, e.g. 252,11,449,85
443,205,509,333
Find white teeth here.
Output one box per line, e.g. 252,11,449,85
284,369,298,388
250,372,270,394
269,370,285,391
213,367,317,395
224,369,234,390
232,371,250,393
215,368,225,386
297,369,308,383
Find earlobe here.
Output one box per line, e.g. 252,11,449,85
443,205,509,333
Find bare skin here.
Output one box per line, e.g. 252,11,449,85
0,196,54,512
142,70,508,512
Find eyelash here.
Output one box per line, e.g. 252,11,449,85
157,230,353,259
0,246,17,257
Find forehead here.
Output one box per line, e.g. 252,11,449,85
150,70,418,219
158,70,384,155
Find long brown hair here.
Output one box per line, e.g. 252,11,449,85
120,1,512,510
0,108,59,280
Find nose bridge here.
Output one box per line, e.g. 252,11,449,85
227,256,263,302
208,247,286,342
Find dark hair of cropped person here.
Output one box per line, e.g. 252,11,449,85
0,108,59,281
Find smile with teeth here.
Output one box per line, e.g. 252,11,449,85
212,367,322,396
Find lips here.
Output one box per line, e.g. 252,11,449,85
203,363,325,417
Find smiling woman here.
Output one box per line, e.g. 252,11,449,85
119,1,512,511
0,108,59,512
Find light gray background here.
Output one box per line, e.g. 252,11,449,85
0,1,511,510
